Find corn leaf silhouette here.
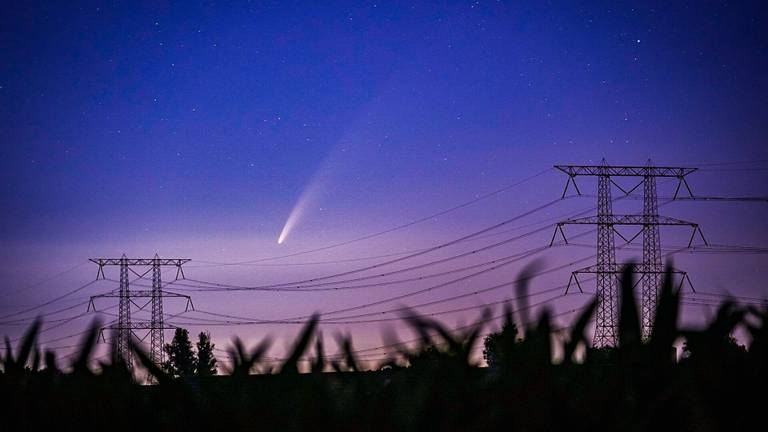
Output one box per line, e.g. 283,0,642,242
563,297,598,363
280,313,319,374
618,263,641,351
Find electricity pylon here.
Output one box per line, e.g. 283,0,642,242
89,254,193,372
551,160,707,346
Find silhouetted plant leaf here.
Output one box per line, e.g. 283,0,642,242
515,259,545,336
280,313,319,374
44,350,57,373
649,265,679,362
228,336,272,376
3,336,13,368
15,318,41,369
563,297,598,363
461,308,490,364
31,343,40,372
618,263,641,351
72,319,101,373
336,332,359,372
311,331,325,373
130,337,171,384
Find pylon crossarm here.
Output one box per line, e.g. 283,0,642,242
92,289,190,298
155,290,190,299
560,214,698,226
107,323,178,330
554,165,697,177
573,263,688,274
88,258,191,266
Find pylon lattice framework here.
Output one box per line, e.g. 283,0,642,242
551,161,708,347
89,255,193,372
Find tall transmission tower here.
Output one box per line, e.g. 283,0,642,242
89,254,193,372
551,160,707,346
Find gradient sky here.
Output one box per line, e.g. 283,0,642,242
1,1,767,366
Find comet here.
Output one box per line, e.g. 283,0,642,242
277,163,331,244
277,189,310,244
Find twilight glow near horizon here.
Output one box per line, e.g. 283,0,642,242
1,1,767,362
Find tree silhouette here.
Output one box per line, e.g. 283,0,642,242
163,328,197,378
196,331,217,377
483,320,519,368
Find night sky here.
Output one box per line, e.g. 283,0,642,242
2,1,767,365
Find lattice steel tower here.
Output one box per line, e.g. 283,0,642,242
551,160,707,346
89,254,193,372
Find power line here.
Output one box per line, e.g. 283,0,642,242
172,287,578,327
675,196,768,203
183,250,598,326
195,168,553,267
179,229,561,292
0,260,89,301
188,198,566,291
0,299,94,325
125,245,553,293
0,279,100,321
185,197,594,270
181,190,652,293
693,159,768,167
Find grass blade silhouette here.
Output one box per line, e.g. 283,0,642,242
618,264,641,351
649,265,679,362
72,319,101,372
563,298,598,364
280,313,319,374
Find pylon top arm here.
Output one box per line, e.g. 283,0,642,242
554,165,697,177
89,258,191,266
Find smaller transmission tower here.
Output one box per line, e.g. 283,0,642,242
89,254,193,372
551,160,707,346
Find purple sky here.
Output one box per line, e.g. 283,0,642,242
1,1,767,367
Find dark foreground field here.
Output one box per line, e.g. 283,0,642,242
2,265,766,431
